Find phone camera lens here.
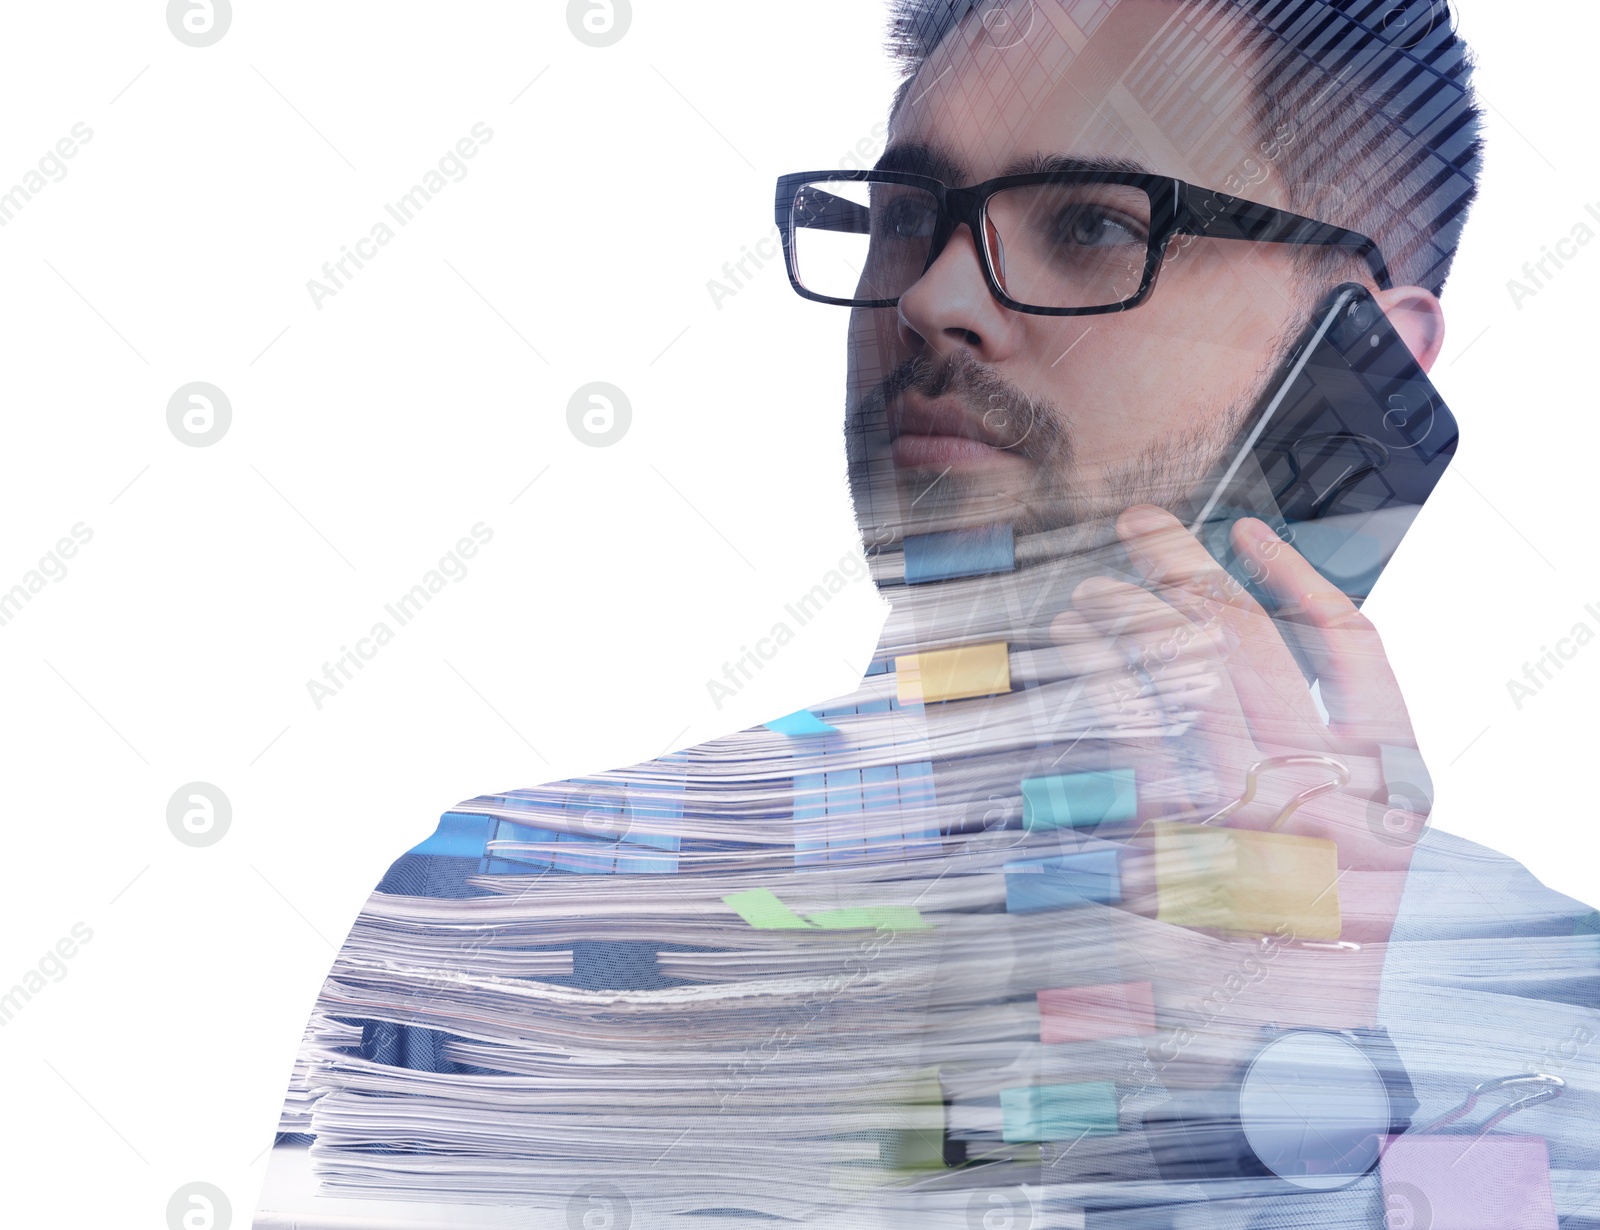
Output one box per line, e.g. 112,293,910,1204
1337,298,1375,350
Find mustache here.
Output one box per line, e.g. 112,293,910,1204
853,352,1064,461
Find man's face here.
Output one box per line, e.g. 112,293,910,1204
846,0,1322,543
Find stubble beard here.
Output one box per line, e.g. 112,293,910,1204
845,350,1265,545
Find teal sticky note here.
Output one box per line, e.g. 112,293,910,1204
1021,769,1137,831
999,1082,1118,1142
764,709,840,736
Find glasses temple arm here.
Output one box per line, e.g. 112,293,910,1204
789,186,874,235
1175,186,1394,290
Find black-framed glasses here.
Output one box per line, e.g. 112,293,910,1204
774,168,1393,315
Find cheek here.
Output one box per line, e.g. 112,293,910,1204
1161,246,1301,347
1053,299,1272,466
846,308,906,396
1043,324,1214,463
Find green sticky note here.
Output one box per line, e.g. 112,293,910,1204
878,1066,947,1171
723,887,814,929
807,906,931,931
999,1082,1118,1142
880,1128,946,1170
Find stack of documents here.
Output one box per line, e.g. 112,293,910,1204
258,528,1599,1226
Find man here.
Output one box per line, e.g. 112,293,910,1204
257,3,1599,1227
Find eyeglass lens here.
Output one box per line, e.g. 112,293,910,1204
789,176,1153,309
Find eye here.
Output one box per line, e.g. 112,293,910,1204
879,196,936,241
1056,205,1144,248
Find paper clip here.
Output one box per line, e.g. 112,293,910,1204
1380,1074,1565,1230
1412,1073,1566,1138
1258,935,1362,954
1122,752,1351,840
1199,754,1350,831
1153,755,1350,940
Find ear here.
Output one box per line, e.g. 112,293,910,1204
1372,285,1446,373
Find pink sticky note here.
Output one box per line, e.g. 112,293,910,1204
1037,981,1156,1044
1381,1135,1556,1230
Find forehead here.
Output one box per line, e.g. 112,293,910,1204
889,0,1273,194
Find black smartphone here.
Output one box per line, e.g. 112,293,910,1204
1190,282,1458,619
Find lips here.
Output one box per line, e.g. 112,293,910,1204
889,391,1018,469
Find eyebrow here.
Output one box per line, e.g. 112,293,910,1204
874,142,966,184
874,143,1158,184
1000,152,1157,177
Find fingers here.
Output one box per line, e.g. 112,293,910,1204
1230,518,1417,748
1053,508,1424,979
1047,610,1138,676
1068,573,1264,808
1069,574,1231,669
1060,507,1422,884
1116,505,1256,616
1064,577,1240,714
1114,506,1331,750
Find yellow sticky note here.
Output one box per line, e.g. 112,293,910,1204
895,641,1011,705
1153,821,1341,940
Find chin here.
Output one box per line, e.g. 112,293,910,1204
874,471,1052,539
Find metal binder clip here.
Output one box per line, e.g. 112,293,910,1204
1258,935,1362,953
1150,754,1352,941
1201,754,1350,832
1414,1073,1566,1138
1381,1072,1564,1229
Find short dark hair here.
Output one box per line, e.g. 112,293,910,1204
885,0,1484,295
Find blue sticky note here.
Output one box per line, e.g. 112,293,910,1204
824,766,865,860
485,819,560,870
627,830,680,851
1021,769,1137,832
764,709,840,736
1004,850,1122,913
903,524,1015,584
612,829,681,874
860,761,899,813
999,1082,1119,1141
553,831,617,874
565,782,631,836
408,811,493,859
613,844,680,874
793,768,828,869
625,781,685,873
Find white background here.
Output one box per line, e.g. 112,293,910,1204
0,2,1593,1224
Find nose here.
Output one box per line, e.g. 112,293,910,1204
894,221,1026,364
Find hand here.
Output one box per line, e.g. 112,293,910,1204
1050,506,1430,1035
